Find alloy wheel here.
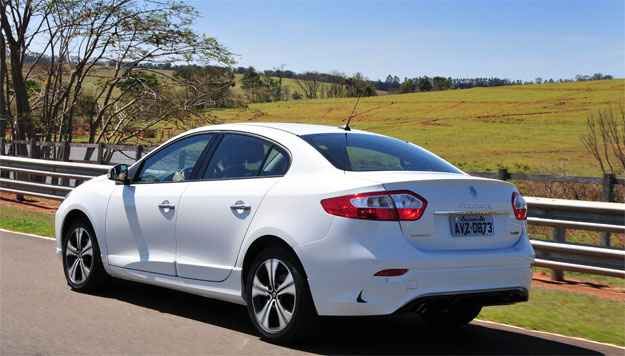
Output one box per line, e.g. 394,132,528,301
65,227,94,285
251,258,297,333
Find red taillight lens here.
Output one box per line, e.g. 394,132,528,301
374,268,409,277
321,190,427,221
512,192,527,220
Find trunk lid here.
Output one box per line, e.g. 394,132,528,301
346,171,524,251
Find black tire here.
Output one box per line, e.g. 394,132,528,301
422,303,482,328
62,218,109,291
245,247,319,343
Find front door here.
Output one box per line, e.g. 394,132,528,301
105,133,214,275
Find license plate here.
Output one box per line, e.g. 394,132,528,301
450,215,495,237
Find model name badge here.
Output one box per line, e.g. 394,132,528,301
458,203,492,210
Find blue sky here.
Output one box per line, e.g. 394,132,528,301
190,0,624,81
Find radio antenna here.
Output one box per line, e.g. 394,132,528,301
341,92,361,131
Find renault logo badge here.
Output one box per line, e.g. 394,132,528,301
469,186,478,198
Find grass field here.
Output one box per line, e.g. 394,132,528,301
0,206,54,237
480,287,624,346
210,79,625,176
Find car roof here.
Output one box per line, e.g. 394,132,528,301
198,122,371,136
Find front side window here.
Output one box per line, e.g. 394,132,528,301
301,133,461,173
204,134,287,179
136,134,212,183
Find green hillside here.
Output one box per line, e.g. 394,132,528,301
211,80,625,176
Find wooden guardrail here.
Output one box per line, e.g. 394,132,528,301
0,156,623,279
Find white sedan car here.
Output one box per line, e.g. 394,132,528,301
56,123,534,342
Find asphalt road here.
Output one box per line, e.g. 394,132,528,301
1,230,622,356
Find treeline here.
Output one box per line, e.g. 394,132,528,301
374,72,616,93
237,67,376,102
77,57,620,103
133,64,378,102
574,73,614,81
374,76,520,92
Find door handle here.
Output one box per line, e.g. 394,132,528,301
230,201,251,211
158,200,175,210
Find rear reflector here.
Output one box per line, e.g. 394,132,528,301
374,268,409,277
321,190,427,221
511,192,527,220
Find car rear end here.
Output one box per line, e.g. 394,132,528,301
297,131,534,317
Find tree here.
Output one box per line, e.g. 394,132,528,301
240,67,263,101
581,106,625,175
345,72,375,97
0,0,50,145
295,73,320,99
432,76,450,91
2,0,234,160
0,29,8,141
418,77,432,92
592,73,604,81
240,67,283,103
399,78,416,93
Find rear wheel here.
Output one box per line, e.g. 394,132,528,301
245,248,318,343
422,303,482,328
62,219,109,291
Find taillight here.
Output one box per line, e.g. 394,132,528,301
320,190,427,221
511,192,527,220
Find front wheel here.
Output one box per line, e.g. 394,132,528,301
245,248,319,343
62,219,109,291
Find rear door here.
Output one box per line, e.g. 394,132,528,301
175,133,290,282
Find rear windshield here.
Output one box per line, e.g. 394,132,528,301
301,133,462,173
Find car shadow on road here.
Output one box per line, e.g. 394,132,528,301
90,279,603,355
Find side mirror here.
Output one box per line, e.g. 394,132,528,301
109,164,129,185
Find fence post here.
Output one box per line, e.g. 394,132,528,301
551,227,566,281
97,143,105,164
28,140,34,157
62,142,70,161
14,140,36,202
0,139,7,179
600,173,616,247
497,168,510,181
135,145,144,161
61,142,71,187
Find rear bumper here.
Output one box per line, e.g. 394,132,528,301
300,218,534,316
308,262,532,316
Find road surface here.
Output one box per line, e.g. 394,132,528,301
1,230,622,355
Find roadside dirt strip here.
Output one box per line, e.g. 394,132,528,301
1,230,623,356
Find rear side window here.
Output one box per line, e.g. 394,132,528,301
301,133,461,173
203,134,289,179
260,147,289,176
